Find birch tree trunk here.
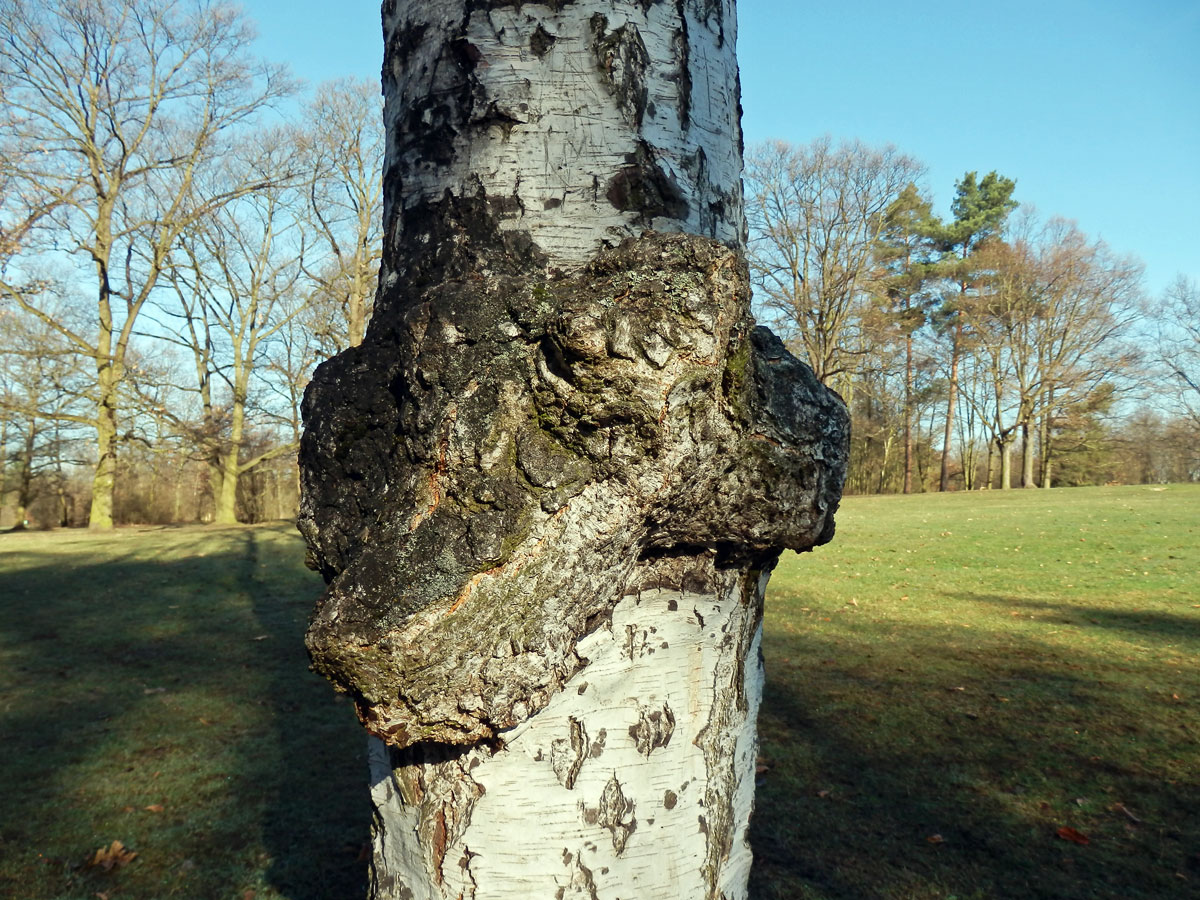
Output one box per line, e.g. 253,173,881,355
298,2,848,898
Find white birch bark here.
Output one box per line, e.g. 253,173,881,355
298,3,848,899
368,569,766,899
379,0,744,281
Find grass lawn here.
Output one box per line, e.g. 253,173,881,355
0,524,368,900
1,485,1197,899
749,484,1200,900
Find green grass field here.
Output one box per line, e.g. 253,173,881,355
749,485,1200,900
2,485,1197,899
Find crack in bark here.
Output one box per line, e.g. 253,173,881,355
629,702,676,756
550,716,589,789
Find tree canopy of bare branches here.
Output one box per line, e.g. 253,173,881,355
0,0,294,528
745,136,925,386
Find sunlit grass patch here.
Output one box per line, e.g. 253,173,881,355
2,486,1197,900
751,484,1200,900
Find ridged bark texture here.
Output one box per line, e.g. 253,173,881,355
298,2,848,898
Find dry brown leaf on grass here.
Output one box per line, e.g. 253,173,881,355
88,840,137,871
144,804,165,813
1056,826,1090,845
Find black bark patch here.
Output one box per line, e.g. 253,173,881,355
451,38,484,68
590,15,650,129
629,702,676,756
389,188,549,291
606,147,690,222
589,728,607,759
530,24,557,58
664,790,678,809
672,1,692,129
387,22,428,64
598,774,637,854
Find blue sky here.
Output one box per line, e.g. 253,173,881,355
238,0,1199,297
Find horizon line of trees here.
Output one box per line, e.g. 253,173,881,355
745,136,1198,496
2,1,1197,531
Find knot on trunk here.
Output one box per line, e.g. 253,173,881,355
298,231,847,748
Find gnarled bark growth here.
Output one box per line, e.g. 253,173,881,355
299,2,847,897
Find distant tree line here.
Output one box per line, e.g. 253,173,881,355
745,136,1198,495
0,0,381,529
1,2,1196,530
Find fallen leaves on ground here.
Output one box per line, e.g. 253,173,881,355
144,804,165,813
1056,826,1090,845
87,840,138,871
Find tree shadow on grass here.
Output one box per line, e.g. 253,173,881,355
0,525,368,900
961,592,1200,644
241,528,372,900
748,620,1200,900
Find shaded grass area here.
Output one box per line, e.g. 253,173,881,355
0,523,367,900
2,486,1197,899
749,484,1200,900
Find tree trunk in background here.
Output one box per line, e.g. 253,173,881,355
903,330,914,494
940,331,960,491
1040,407,1054,489
1021,420,1036,488
298,2,848,898
90,358,119,529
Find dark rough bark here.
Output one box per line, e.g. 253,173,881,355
299,230,848,748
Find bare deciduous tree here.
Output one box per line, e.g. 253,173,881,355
958,214,1141,488
156,132,309,525
1155,275,1200,431
0,298,94,527
0,0,293,528
745,136,925,386
299,78,384,351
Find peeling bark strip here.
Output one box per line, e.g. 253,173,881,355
300,1,847,898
